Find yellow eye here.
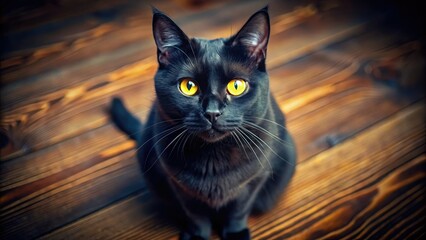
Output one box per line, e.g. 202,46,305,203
227,79,247,96
179,78,198,96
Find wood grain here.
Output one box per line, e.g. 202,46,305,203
1,20,424,239
0,13,413,160
0,28,417,200
0,0,306,86
1,0,424,239
39,102,425,240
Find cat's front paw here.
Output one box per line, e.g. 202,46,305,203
221,228,251,240
179,231,209,240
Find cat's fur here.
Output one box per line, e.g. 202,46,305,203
110,6,296,240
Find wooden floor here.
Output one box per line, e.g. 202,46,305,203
1,0,425,239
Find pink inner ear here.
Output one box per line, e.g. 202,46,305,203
248,33,268,59
158,50,170,64
232,13,269,62
235,32,267,62
233,34,267,55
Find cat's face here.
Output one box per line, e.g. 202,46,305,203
152,7,270,142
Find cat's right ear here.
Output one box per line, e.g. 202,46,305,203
152,8,189,65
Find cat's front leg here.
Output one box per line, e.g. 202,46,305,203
219,211,251,240
219,175,268,240
172,188,212,240
179,211,211,240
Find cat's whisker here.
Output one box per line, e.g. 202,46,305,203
230,131,250,161
144,129,188,174
235,128,264,169
234,129,259,166
243,121,283,141
177,132,192,172
182,132,190,158
144,125,185,158
241,127,294,166
179,132,189,157
168,128,186,158
243,121,292,146
237,128,275,177
172,132,195,178
136,125,185,168
246,117,288,131
132,122,182,152
237,128,272,170
240,126,275,172
143,118,184,131
108,7,297,238
125,117,184,139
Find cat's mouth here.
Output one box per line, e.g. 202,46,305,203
199,126,230,143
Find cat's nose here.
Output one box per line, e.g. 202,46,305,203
204,110,222,123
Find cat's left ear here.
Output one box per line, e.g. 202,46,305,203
231,6,270,63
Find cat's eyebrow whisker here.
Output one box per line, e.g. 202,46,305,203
235,128,264,169
241,127,294,167
188,40,198,65
144,129,188,174
168,45,196,68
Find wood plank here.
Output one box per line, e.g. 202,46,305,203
0,124,129,191
250,103,425,239
1,0,206,58
284,77,412,161
39,102,425,240
0,148,144,239
1,0,132,34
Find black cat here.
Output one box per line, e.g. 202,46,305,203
110,6,296,240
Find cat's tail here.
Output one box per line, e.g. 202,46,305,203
110,97,142,141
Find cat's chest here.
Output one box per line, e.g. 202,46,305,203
165,146,260,206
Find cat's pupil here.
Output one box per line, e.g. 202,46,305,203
234,81,239,89
187,81,194,90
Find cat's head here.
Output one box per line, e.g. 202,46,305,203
152,7,271,142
